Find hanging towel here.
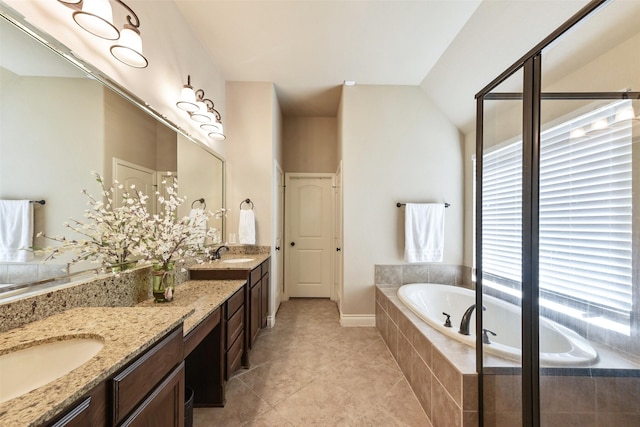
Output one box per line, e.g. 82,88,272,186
0,200,34,262
189,208,207,245
238,209,256,245
404,203,445,263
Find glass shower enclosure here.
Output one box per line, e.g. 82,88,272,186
475,0,640,425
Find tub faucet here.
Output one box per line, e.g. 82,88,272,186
211,245,229,260
458,304,486,335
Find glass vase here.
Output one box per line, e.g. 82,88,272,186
152,262,175,303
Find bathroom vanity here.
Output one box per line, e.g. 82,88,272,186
0,279,246,426
189,254,271,370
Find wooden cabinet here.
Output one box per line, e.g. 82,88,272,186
119,363,184,427
189,257,271,365
112,327,184,425
43,326,184,427
260,262,270,329
46,382,108,427
224,288,245,379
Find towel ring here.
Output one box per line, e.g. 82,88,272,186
191,198,206,209
240,198,254,210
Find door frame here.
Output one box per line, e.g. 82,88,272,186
284,172,336,301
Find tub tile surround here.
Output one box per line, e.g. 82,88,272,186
376,286,478,426
377,271,640,426
376,264,472,289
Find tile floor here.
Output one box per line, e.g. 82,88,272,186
194,298,431,426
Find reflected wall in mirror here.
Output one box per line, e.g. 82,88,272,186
0,14,224,293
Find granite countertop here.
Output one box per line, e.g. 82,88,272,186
137,279,246,335
0,306,192,427
188,253,270,272
0,278,247,426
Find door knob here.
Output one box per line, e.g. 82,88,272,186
336,248,342,252
290,242,296,247
275,246,281,251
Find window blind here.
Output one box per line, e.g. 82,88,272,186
481,100,633,326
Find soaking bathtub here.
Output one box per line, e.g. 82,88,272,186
397,283,598,366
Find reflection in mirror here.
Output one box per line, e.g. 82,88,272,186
0,13,224,299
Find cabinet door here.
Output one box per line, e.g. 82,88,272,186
261,271,269,328
46,382,107,427
249,282,261,348
120,362,185,427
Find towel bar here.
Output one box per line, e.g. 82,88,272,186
396,202,450,208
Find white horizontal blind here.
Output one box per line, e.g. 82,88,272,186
482,141,522,286
539,101,632,319
482,100,633,325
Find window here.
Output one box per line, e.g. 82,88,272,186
480,100,633,335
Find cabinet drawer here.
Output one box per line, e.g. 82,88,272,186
226,330,244,378
119,362,184,427
112,327,183,425
260,259,270,278
250,266,261,287
226,287,244,319
226,305,244,349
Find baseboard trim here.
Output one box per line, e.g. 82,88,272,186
267,315,276,328
339,313,376,327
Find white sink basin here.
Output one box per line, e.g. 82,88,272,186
0,337,104,403
222,258,255,264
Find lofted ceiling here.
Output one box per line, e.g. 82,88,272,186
172,0,598,129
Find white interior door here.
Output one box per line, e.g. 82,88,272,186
113,159,156,213
285,173,334,298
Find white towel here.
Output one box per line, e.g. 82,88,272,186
238,209,256,245
404,203,445,263
189,208,207,245
0,200,34,262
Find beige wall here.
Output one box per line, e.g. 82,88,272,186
225,81,278,246
340,85,464,315
103,89,159,184
283,117,338,172
0,75,104,258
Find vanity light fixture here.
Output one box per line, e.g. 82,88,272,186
611,106,638,127
569,127,586,139
58,0,148,68
176,76,199,112
587,117,609,134
176,76,226,141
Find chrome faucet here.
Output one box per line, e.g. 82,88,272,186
458,304,486,335
211,245,229,260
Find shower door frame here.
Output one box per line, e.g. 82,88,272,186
473,1,632,426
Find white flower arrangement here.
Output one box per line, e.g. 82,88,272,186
39,172,226,272
38,172,150,268
138,177,226,270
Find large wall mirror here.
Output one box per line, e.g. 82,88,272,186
0,12,225,298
